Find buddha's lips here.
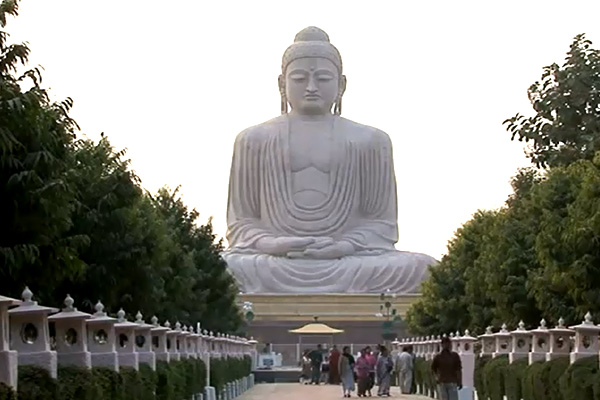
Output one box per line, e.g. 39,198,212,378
304,95,321,100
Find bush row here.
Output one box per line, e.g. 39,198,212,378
3,356,251,400
476,354,600,400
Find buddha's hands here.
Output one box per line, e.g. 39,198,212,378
288,240,355,260
255,236,316,256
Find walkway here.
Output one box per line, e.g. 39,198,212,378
238,383,432,399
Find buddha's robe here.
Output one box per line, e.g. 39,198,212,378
222,115,435,293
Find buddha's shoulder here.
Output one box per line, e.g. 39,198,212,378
337,117,392,145
234,115,286,144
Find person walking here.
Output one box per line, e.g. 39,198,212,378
355,349,371,397
300,349,312,384
339,346,355,398
395,346,414,394
364,346,377,397
376,346,393,397
431,337,463,400
328,345,341,384
309,344,324,384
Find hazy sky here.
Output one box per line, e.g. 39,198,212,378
7,1,600,259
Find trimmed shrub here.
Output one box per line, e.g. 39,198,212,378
57,365,102,400
560,356,598,400
505,358,528,400
17,365,57,400
543,357,571,400
0,383,15,400
92,367,123,400
139,364,157,400
121,366,143,400
475,355,492,399
482,355,509,400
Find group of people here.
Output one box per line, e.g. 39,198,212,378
299,337,462,400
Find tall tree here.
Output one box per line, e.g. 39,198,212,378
505,34,600,168
0,0,84,302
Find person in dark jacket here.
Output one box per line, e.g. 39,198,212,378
431,337,462,400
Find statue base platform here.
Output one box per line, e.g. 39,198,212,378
239,292,420,347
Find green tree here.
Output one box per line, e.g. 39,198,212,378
0,0,85,301
505,34,600,168
57,136,169,315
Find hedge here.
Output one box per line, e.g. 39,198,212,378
0,383,15,400
504,358,528,400
12,355,251,400
475,354,597,400
475,355,492,399
482,355,509,400
414,357,436,397
560,356,598,400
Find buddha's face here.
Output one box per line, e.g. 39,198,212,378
282,57,343,115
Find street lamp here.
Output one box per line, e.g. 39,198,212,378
378,291,402,342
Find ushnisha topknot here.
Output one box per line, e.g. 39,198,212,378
281,26,343,74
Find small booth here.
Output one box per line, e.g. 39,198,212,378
288,317,344,369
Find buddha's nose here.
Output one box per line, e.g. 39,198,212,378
306,77,318,93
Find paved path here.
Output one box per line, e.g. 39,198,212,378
238,383,432,400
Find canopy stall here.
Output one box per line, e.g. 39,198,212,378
288,317,344,356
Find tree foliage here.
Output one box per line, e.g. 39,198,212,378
0,0,242,333
408,34,600,335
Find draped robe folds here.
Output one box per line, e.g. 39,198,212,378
222,115,436,294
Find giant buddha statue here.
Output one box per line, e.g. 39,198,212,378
223,27,436,294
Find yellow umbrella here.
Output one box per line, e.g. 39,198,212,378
288,322,344,334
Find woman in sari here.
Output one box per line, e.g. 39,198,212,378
339,346,355,398
328,345,341,384
376,346,393,396
355,349,371,397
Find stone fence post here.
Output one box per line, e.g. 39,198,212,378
509,321,530,363
478,327,495,357
114,308,139,371
48,295,91,369
457,330,476,400
150,316,170,363
87,301,118,371
547,317,573,361
0,295,19,390
9,287,58,378
569,312,600,364
529,319,549,364
492,324,510,358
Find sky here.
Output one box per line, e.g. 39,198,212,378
6,0,600,259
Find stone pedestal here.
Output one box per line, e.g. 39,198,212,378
492,324,510,359
478,327,495,357
87,301,118,371
204,386,216,400
150,317,170,363
166,323,181,362
529,319,549,364
8,287,58,378
115,309,139,371
48,295,92,369
134,312,156,370
547,318,573,361
0,295,19,389
509,321,531,363
569,312,600,363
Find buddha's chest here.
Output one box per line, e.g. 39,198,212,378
288,129,333,172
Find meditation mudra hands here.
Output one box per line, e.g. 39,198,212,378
255,236,355,259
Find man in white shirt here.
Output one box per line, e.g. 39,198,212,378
395,346,414,394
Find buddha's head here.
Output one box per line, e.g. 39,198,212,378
280,26,347,116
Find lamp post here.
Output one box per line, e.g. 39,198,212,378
377,291,402,343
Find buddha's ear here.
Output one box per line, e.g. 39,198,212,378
339,75,347,97
278,74,285,92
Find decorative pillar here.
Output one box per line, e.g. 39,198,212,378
547,317,573,361
150,316,170,362
529,319,549,364
186,326,198,359
478,327,495,357
0,294,19,390
248,337,258,369
174,322,188,359
114,308,139,370
134,312,156,370
165,321,180,361
87,301,118,371
48,295,92,368
569,312,600,363
456,330,477,396
9,287,58,378
492,324,510,358
509,321,531,363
